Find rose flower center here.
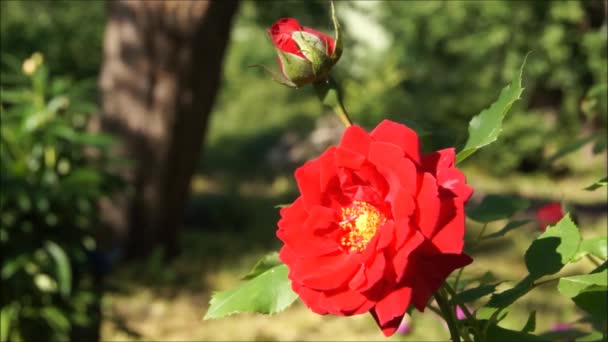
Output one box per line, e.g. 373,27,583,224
339,201,387,252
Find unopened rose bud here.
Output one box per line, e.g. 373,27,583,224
266,2,342,88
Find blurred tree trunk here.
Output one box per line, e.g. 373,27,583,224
97,0,239,259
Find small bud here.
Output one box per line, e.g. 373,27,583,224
535,202,564,232
267,3,342,88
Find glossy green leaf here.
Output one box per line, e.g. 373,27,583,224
525,214,581,279
557,270,608,298
484,220,531,239
204,264,298,319
522,310,536,333
584,177,607,191
573,237,608,261
466,195,529,223
456,54,528,163
241,252,281,280
45,241,71,297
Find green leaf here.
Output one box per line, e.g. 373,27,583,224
522,310,536,333
467,195,530,223
45,241,72,297
525,214,581,279
487,276,534,309
572,290,607,323
204,264,298,319
456,54,528,163
557,270,608,298
241,252,281,280
484,220,531,239
573,237,608,261
584,177,607,191
451,283,501,305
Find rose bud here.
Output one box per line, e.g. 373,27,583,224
266,3,342,88
536,202,564,232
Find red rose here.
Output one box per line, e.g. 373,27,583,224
277,120,473,336
536,202,564,232
268,18,341,87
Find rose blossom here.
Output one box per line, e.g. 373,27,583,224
536,202,564,232
277,120,473,336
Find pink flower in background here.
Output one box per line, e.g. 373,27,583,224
536,202,564,232
455,305,470,320
396,314,412,335
551,323,573,332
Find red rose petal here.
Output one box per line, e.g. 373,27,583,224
370,120,420,164
392,188,415,220
268,18,306,58
415,172,441,239
409,252,473,311
295,159,323,209
369,286,412,336
392,229,425,282
431,199,465,253
291,281,329,315
368,142,417,201
339,125,371,157
422,148,473,200
295,253,360,290
335,146,366,170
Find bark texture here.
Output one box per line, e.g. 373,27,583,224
97,0,239,258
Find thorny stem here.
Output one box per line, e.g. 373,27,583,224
435,288,461,342
444,283,481,341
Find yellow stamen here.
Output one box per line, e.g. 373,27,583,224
339,201,386,252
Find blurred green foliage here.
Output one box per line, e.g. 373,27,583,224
204,0,607,178
0,0,105,80
0,53,120,341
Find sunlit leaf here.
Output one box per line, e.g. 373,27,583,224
467,195,530,223
557,270,608,298
525,214,581,279
241,252,281,280
204,264,298,319
573,237,608,261
456,54,528,163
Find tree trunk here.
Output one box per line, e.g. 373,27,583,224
97,0,239,259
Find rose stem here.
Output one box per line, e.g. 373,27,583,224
434,287,461,342
314,77,353,127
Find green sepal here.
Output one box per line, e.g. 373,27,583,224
330,0,343,63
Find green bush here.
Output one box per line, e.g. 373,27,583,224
0,53,120,341
371,0,607,173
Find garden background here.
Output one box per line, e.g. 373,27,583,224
1,1,606,341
